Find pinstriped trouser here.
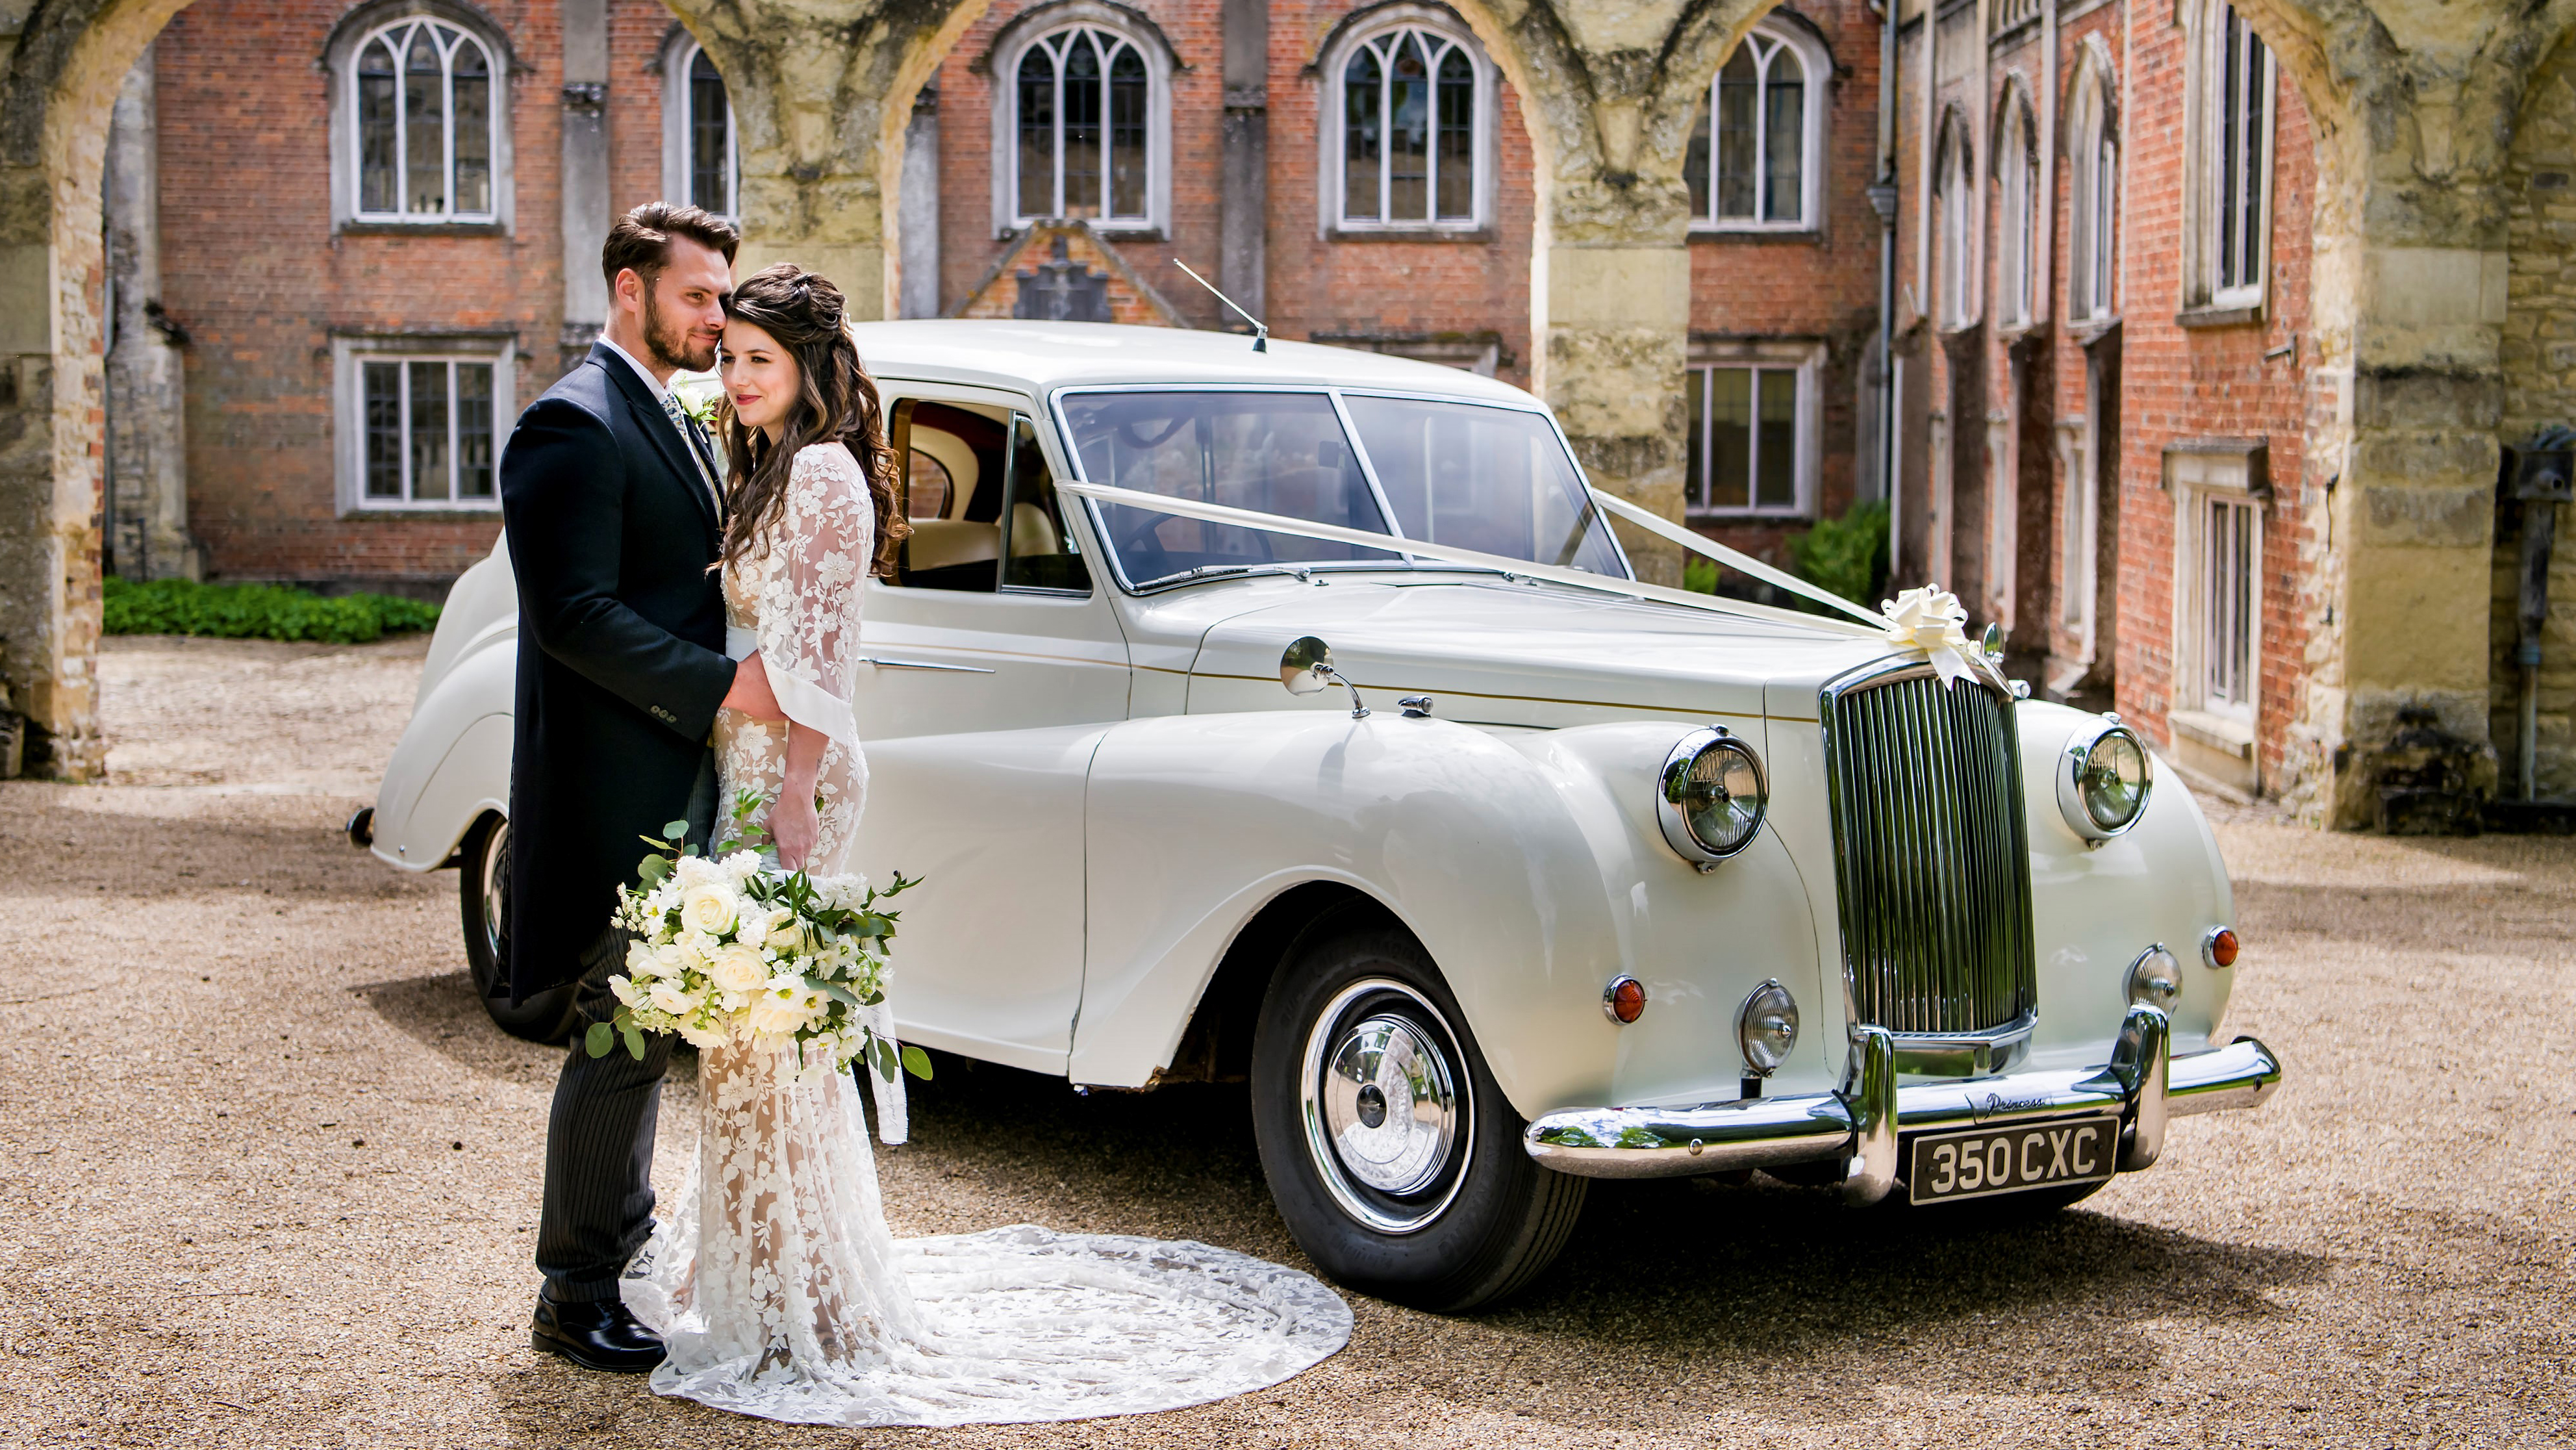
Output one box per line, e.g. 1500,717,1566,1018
532,751,714,1303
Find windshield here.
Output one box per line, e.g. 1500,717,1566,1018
1059,388,1624,587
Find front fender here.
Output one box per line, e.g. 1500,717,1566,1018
1069,711,1832,1121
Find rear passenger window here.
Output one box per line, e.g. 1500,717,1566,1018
890,399,1009,592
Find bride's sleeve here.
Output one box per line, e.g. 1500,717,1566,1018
755,444,874,748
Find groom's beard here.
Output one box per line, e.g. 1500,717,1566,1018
642,286,718,374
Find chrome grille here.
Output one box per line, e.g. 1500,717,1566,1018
1819,665,2036,1036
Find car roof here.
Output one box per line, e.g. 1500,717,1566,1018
846,320,1545,409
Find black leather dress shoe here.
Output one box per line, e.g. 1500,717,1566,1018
531,1289,664,1373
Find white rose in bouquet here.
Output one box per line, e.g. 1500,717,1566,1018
747,979,820,1038
708,941,769,996
681,880,740,936
647,982,700,1016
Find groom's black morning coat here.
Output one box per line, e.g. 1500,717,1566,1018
498,342,732,1001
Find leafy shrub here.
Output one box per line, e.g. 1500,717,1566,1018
103,576,440,644
1682,556,1721,595
1790,500,1890,612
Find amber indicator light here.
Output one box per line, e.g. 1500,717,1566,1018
1604,976,1647,1024
2207,928,2240,968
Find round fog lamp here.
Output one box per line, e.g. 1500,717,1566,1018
2057,717,2154,841
1736,978,1800,1076
2204,925,2240,969
1657,726,1769,866
2127,944,2182,1010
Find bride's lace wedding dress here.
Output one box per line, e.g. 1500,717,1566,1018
619,440,1350,1427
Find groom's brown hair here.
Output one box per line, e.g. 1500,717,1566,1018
601,202,740,287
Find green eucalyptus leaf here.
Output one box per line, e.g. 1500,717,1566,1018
900,1045,933,1082
662,819,690,839
871,1037,899,1083
585,1022,614,1058
622,1023,646,1060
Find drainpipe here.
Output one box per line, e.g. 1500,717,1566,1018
2508,429,2575,800
1871,0,1900,580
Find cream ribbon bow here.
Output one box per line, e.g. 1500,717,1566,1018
1882,585,1978,689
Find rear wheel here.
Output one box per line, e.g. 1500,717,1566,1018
1250,918,1586,1313
459,815,578,1044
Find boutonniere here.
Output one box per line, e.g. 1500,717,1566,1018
670,372,727,429
1881,585,1979,689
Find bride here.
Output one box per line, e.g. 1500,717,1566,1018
616,264,1350,1427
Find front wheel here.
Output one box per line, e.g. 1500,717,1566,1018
459,815,578,1044
1250,919,1587,1313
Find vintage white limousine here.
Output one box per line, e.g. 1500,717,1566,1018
364,320,2282,1312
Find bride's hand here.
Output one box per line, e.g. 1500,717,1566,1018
771,789,819,871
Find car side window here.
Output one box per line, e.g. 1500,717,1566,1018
999,414,1092,594
890,398,1010,592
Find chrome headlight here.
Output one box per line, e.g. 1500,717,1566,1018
1656,726,1768,867
1736,979,1799,1076
2056,715,2153,841
2127,943,2182,1010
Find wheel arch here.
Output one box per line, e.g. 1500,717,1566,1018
1154,881,1406,1086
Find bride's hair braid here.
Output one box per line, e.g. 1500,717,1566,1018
714,264,910,578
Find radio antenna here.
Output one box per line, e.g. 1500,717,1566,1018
1172,259,1268,353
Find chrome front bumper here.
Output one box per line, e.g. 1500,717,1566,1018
1522,1007,2282,1205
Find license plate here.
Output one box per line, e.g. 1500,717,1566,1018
1906,1116,2119,1205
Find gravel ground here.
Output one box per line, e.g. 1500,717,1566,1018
2,634,2571,1448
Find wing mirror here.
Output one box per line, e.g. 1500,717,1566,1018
1280,635,1369,719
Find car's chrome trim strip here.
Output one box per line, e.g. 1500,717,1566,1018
855,656,999,674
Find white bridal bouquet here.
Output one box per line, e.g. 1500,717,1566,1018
585,791,931,1088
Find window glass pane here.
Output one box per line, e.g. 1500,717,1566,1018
1061,35,1102,218
1684,101,1711,219
455,362,494,498
359,39,398,214
1387,34,1430,222
363,361,403,498
2095,138,2115,306
1435,48,1474,222
1343,396,1624,574
1109,46,1148,220
1756,368,1798,509
906,450,952,518
403,27,446,214
1001,416,1093,592
1708,367,1752,509
1715,49,1758,220
451,42,488,214
690,50,730,215
1763,50,1802,222
1017,47,1055,217
408,360,451,501
1685,367,1708,508
1343,49,1381,222
1064,391,1398,583
2236,21,2266,288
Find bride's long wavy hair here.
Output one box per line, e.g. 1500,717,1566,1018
714,264,909,577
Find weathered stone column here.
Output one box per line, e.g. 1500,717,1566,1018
102,44,195,582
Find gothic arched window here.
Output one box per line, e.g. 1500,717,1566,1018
2068,64,2117,322
1333,21,1486,227
350,16,499,222
1013,24,1155,225
661,36,737,220
1996,94,2038,327
1684,24,1824,229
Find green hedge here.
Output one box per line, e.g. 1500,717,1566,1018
103,576,441,644
1677,501,1890,617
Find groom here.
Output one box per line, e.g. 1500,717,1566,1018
499,201,783,1372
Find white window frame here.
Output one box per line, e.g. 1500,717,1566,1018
1995,94,2038,329
339,14,504,225
1682,340,1825,520
1319,6,1497,235
2166,444,2266,772
331,334,514,514
660,35,738,222
1686,21,1827,233
2186,1,2276,311
990,5,1174,236
2067,64,2117,323
1936,115,1977,328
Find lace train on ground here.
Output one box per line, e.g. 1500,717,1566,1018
622,1043,1352,1427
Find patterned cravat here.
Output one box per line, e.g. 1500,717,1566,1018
659,390,725,518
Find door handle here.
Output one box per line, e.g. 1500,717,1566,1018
857,655,997,674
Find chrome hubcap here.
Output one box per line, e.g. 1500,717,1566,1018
478,820,509,967
1300,978,1472,1234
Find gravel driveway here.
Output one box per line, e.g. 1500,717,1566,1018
2,635,2570,1447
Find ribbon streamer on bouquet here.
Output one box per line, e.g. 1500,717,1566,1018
1057,479,1894,639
